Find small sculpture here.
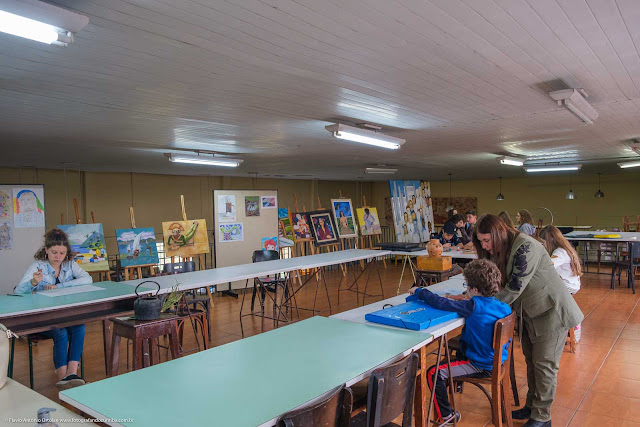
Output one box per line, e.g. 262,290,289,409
426,239,443,258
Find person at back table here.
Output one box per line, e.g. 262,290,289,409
409,259,512,425
462,210,478,246
498,211,516,230
15,228,92,391
516,209,537,236
438,221,463,249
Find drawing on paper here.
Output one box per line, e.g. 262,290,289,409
217,195,236,222
309,210,339,246
0,221,12,250
245,196,260,217
13,188,45,228
331,199,358,238
58,223,109,272
115,227,159,267
218,223,243,243
0,190,11,220
356,207,382,236
162,219,209,257
261,236,278,251
291,211,313,242
261,195,277,209
389,180,434,243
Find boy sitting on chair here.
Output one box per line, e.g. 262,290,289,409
409,259,512,425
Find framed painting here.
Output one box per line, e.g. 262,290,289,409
290,211,313,242
115,227,159,267
308,210,339,246
389,180,434,243
356,207,382,236
331,199,358,238
432,197,477,225
278,208,295,245
245,196,260,217
162,219,209,257
58,223,109,272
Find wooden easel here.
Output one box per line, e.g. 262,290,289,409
359,196,386,268
72,199,112,281
121,207,157,280
314,196,347,276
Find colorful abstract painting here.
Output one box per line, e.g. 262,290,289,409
308,210,339,246
291,211,313,242
162,219,209,257
261,236,278,251
218,223,244,243
217,195,236,222
356,207,382,236
331,199,358,238
0,190,11,220
115,227,159,267
0,221,12,250
58,223,109,272
389,180,434,243
245,196,260,217
261,195,277,209
14,187,45,228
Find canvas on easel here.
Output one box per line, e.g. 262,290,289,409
58,223,109,272
389,180,434,243
308,210,339,246
291,211,313,242
331,199,358,238
356,207,382,236
162,219,209,258
115,227,159,267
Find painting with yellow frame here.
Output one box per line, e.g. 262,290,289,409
161,219,209,258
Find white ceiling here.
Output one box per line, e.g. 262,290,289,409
1,0,640,180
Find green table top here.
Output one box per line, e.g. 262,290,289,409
61,316,432,427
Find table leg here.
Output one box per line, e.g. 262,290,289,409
102,319,112,376
168,321,181,360
132,336,144,371
414,345,428,427
397,256,408,295
109,333,121,377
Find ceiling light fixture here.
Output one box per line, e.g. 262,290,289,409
594,173,605,198
549,89,598,125
166,153,243,167
565,174,576,200
498,155,524,166
524,164,582,173
618,160,640,169
0,0,89,47
496,177,505,201
364,167,398,174
325,123,405,150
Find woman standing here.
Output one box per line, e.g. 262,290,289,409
473,215,583,427
15,229,92,390
516,209,537,235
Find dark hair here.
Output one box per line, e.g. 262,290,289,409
472,214,520,285
463,259,503,297
465,210,477,217
451,213,464,224
539,225,583,277
498,211,516,229
517,209,534,225
34,229,73,262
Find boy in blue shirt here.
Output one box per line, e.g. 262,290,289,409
409,259,512,425
438,220,463,249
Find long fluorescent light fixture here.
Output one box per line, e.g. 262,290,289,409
524,164,582,173
365,167,398,174
549,89,598,125
618,160,640,169
167,153,243,167
325,123,405,150
0,0,89,46
498,156,524,166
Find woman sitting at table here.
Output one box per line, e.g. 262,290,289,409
516,209,537,236
15,228,92,390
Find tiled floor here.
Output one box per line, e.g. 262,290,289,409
8,261,640,426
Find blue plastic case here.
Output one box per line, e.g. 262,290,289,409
365,296,460,331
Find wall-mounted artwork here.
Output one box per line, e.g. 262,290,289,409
162,219,209,257
0,190,11,220
331,199,358,238
389,180,434,243
309,210,339,246
261,236,278,251
0,221,12,250
261,195,277,209
432,197,477,225
278,208,295,246
217,195,236,222
115,227,159,267
291,211,313,242
218,223,244,243
13,188,45,228
245,196,260,217
356,207,382,236
58,223,109,272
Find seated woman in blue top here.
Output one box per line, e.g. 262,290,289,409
409,259,512,425
16,228,92,390
516,209,537,236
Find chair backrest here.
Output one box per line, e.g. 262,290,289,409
365,352,419,427
630,242,640,259
162,261,196,274
253,250,280,263
275,383,353,427
491,312,517,382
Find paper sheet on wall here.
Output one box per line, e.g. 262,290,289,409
39,284,104,297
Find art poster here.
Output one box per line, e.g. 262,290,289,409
278,208,294,246
308,210,339,246
217,195,236,222
0,221,12,250
58,223,109,272
218,223,243,243
432,197,477,225
291,211,312,242
261,195,277,209
0,190,12,220
261,236,278,251
331,199,358,238
13,187,45,228
115,227,159,267
389,180,434,243
356,207,382,236
162,219,209,257
245,196,260,217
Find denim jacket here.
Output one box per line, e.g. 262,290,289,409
15,260,92,294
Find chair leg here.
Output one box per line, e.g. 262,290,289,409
80,353,85,379
8,337,15,378
502,377,513,427
509,355,520,406
28,339,34,389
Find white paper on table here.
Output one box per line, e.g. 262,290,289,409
39,284,104,297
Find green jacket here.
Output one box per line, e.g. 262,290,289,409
496,233,584,343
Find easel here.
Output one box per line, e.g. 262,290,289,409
72,199,111,282
121,207,158,280
358,196,386,268
314,196,346,276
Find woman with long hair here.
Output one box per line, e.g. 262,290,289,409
15,229,92,390
498,211,516,229
472,215,583,427
516,209,536,235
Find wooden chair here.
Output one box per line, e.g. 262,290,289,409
612,242,639,294
275,384,353,427
351,353,419,427
454,312,516,427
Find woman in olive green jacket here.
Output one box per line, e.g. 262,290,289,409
473,214,583,427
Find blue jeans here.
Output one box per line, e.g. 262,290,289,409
40,324,86,370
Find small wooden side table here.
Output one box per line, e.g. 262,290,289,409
415,268,455,286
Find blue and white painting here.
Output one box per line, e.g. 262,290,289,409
58,223,109,272
388,180,434,243
115,227,159,267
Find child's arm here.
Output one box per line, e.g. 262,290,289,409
413,287,475,318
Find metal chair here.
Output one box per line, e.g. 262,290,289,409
612,242,639,294
275,383,353,427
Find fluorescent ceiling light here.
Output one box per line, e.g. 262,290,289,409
365,167,398,174
325,123,405,150
618,160,640,169
524,164,582,173
498,156,524,166
0,0,88,46
549,89,598,125
167,153,243,167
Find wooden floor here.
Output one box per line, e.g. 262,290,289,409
10,261,640,426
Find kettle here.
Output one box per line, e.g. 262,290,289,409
134,281,162,321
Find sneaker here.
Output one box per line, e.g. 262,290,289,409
56,374,85,391
512,406,532,420
442,411,461,425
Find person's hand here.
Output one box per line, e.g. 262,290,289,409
443,243,451,249
463,242,474,250
457,243,464,249
43,285,57,290
408,286,421,295
31,269,43,286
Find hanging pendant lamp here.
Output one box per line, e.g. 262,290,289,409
565,174,576,200
594,173,605,198
496,176,505,201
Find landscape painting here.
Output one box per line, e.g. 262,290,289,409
58,223,109,272
115,227,159,267
161,219,209,257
